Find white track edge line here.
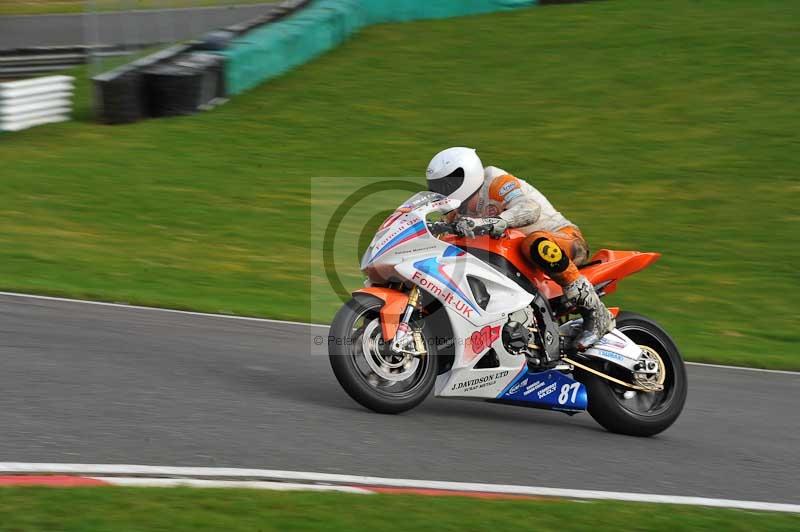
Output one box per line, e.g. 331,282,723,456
684,361,799,376
2,464,798,513
0,290,796,375
89,477,373,494
0,291,329,329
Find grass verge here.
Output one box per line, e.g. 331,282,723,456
0,487,798,531
0,0,797,368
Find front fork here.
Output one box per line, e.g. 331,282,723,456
390,285,425,355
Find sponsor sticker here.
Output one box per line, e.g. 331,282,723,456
499,181,518,196
537,382,558,399
508,378,528,395
503,189,523,202
411,270,474,318
470,325,500,354
395,245,437,255
523,380,546,396
451,370,510,393
597,337,627,350
594,348,625,362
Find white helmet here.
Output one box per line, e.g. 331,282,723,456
425,147,484,203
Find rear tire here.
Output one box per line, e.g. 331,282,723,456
329,295,437,414
578,311,687,437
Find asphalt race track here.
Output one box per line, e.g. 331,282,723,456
0,293,797,504
0,3,279,50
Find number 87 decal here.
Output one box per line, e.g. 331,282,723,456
558,382,581,404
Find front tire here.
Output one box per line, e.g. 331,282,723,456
329,295,437,414
578,311,688,437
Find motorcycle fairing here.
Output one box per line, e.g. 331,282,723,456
353,287,409,341
396,246,531,398
356,192,651,403
393,245,534,328
579,249,661,297
356,195,542,400
495,368,588,413
365,219,428,265
444,231,660,300
412,255,483,317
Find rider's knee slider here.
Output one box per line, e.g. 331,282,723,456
530,237,570,274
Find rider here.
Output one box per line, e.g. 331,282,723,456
425,146,615,350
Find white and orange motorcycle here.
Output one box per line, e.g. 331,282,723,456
329,192,687,436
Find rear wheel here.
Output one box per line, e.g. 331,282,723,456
328,295,437,414
578,311,687,436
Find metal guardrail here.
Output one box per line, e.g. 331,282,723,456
0,46,138,79
0,3,283,51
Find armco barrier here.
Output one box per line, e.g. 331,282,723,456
0,46,136,80
220,0,536,95
0,75,74,132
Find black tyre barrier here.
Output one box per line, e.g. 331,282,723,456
91,0,310,124
93,68,148,124
143,64,205,117
91,0,590,123
144,53,225,117
93,44,191,124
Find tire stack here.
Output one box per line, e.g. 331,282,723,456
93,67,148,124
93,44,188,124
143,52,225,117
91,0,311,124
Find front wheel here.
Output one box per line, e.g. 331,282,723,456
328,295,437,414
577,311,688,437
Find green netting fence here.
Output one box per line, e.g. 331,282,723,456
219,0,537,95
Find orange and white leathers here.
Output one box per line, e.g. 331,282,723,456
452,166,614,348
460,166,574,234
449,166,590,282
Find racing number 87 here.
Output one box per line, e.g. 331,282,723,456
558,383,581,405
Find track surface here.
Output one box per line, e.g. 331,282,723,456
0,3,278,50
0,294,797,504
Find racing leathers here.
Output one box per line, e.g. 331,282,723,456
451,166,615,350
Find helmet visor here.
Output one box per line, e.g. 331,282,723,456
427,168,464,197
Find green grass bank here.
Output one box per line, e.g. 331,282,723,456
0,0,797,368
0,487,798,531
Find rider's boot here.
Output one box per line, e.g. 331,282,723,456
564,275,615,351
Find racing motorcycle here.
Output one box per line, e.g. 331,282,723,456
328,192,687,436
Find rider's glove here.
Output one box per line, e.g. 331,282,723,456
455,217,478,238
485,217,509,238
455,217,508,239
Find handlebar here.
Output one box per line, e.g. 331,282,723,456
427,221,494,237
427,221,457,236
